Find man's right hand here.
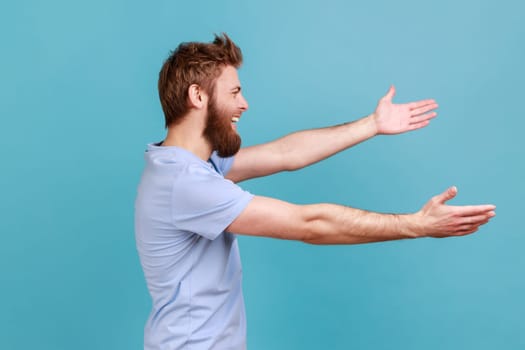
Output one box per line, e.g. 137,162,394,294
412,186,496,238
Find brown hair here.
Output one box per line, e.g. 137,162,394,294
158,33,243,128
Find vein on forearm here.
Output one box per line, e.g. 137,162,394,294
301,203,414,245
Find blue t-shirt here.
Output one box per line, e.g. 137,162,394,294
135,143,253,349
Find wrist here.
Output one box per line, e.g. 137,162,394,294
398,213,425,239
365,113,379,136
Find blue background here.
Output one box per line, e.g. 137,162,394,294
1,0,523,349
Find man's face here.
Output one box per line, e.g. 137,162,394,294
203,66,249,158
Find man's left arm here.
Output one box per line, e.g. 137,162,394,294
226,86,438,183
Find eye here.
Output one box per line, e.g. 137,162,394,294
232,88,241,96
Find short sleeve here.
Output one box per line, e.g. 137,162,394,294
171,164,253,240
209,152,235,176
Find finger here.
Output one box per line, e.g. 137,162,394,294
452,205,496,217
454,227,479,236
408,120,430,131
433,186,458,205
382,85,396,102
459,213,494,225
456,220,490,233
433,226,479,238
409,112,437,125
408,99,437,110
410,103,439,116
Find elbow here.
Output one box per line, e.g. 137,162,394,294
297,210,329,245
285,156,311,172
301,226,330,245
278,150,307,172
278,203,334,244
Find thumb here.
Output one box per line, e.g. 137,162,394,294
383,85,396,102
435,186,458,204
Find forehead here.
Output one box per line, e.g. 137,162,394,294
215,65,240,88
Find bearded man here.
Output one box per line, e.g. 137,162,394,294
135,34,496,349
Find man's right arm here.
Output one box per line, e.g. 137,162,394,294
227,187,496,244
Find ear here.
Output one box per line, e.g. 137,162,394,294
187,84,208,109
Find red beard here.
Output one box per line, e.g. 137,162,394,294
203,98,242,158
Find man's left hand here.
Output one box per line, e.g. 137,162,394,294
372,85,438,135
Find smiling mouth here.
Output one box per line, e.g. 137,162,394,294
231,117,239,123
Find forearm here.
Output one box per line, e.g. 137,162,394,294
277,115,377,171
226,114,379,182
301,203,419,245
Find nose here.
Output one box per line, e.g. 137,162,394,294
239,93,249,111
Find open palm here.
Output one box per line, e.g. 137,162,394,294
373,85,439,135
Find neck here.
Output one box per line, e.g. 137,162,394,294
162,113,212,161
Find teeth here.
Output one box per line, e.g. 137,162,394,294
231,117,239,123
